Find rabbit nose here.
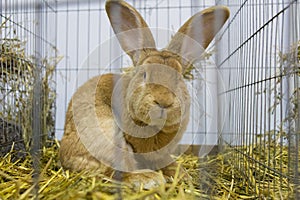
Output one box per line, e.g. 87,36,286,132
154,92,175,108
152,85,175,108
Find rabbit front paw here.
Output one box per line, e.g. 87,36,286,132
162,162,192,182
122,169,166,190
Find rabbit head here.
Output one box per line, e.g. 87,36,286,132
106,0,230,137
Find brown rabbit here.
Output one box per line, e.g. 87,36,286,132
59,0,229,188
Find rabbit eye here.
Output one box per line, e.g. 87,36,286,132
143,72,147,80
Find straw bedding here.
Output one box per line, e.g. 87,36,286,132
0,138,298,200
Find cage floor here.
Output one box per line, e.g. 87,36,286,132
0,140,298,200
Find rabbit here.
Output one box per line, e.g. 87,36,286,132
59,0,229,188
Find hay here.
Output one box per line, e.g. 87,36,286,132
0,137,298,199
0,18,58,148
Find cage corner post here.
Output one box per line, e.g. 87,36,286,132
31,1,44,198
216,66,225,154
290,1,300,198
215,0,226,154
282,0,300,198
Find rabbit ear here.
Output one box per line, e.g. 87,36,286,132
167,6,230,64
106,0,156,64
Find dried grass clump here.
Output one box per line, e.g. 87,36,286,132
0,19,57,148
0,137,298,200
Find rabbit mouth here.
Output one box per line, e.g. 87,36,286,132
148,105,167,126
131,105,167,127
133,104,182,127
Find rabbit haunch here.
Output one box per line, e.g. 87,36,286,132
59,0,229,181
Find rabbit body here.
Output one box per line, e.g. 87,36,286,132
59,0,229,185
60,51,190,175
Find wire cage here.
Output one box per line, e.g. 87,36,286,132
0,0,299,199
217,0,299,198
0,1,57,159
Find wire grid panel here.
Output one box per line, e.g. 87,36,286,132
0,1,57,154
217,0,299,198
54,0,223,149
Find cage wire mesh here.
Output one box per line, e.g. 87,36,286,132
0,1,57,150
0,0,57,194
0,0,299,199
217,0,299,198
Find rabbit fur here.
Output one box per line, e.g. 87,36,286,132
59,0,229,185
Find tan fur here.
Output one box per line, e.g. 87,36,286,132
59,0,229,186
